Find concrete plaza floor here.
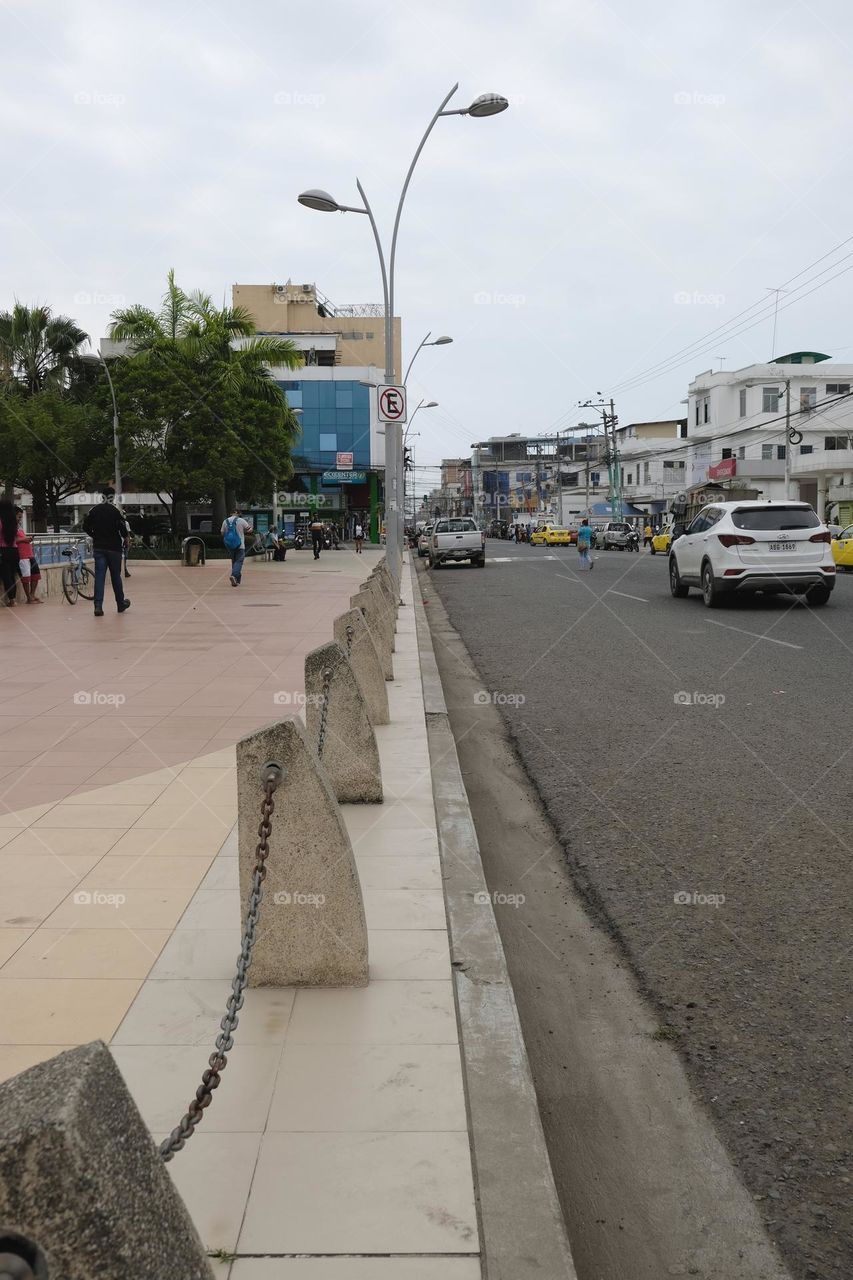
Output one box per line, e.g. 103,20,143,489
0,548,480,1276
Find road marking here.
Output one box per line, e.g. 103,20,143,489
703,618,803,650
607,590,648,602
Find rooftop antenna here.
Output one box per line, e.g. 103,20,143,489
767,286,789,359
714,356,726,371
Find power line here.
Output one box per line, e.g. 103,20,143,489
609,236,853,396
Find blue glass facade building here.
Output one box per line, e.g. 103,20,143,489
278,379,372,473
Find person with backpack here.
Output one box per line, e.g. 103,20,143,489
222,506,251,586
576,518,594,571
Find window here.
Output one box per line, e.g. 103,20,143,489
695,401,700,426
703,398,709,423
732,506,818,531
761,444,773,460
762,386,780,413
777,445,786,460
737,446,745,459
662,459,685,471
739,388,747,417
826,383,850,395
799,444,813,455
319,433,337,451
721,448,733,460
679,422,688,438
825,435,850,450
800,387,817,412
627,472,633,485
643,460,650,481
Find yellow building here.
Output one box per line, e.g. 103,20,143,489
232,282,401,375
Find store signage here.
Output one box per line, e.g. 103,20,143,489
708,457,737,480
322,470,366,484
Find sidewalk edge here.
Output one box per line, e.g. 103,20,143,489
411,559,577,1280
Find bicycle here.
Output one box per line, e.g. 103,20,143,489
61,542,95,604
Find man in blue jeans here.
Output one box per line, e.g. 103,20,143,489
221,507,251,586
82,499,132,617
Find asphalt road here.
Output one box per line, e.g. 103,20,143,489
426,540,852,1280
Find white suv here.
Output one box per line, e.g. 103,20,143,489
669,501,836,607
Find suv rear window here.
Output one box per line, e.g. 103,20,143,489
435,519,477,533
732,506,819,531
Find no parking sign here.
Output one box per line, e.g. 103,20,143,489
378,385,407,424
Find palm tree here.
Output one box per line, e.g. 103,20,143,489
109,270,303,526
0,303,89,396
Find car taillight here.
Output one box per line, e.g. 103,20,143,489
718,534,755,547
809,531,832,543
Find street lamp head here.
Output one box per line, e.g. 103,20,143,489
432,335,453,346
297,188,341,212
425,400,438,408
465,93,509,117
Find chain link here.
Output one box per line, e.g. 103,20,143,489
159,762,283,1162
345,624,354,659
316,668,333,759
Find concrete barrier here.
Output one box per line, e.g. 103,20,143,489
305,641,383,803
237,718,368,986
0,1041,214,1279
333,608,390,725
351,589,393,680
364,571,398,630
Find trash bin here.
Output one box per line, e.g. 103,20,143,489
181,536,206,566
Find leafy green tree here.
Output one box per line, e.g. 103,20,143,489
0,390,110,526
109,270,302,528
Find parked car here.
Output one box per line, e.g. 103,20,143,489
417,525,433,558
601,521,632,550
669,501,836,607
650,525,672,555
530,524,570,546
831,524,853,571
430,517,486,568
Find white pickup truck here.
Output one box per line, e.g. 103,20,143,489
429,517,486,569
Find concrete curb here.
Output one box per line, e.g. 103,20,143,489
411,558,577,1280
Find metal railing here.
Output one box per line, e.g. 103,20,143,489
29,533,92,567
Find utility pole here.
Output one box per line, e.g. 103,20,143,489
784,378,792,499
556,430,563,524
580,397,621,520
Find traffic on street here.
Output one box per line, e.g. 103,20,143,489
424,537,852,1280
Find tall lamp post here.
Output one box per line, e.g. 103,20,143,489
298,86,507,586
84,350,121,501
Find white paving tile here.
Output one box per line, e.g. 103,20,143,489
113,1043,281,1131
267,1043,466,1132
112,980,294,1045
238,1131,478,1254
230,1261,481,1278
367,929,451,981
151,929,241,980
159,1130,261,1253
287,980,457,1045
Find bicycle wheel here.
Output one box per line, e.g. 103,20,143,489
62,566,78,604
77,564,95,600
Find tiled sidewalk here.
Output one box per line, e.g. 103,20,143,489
0,552,482,1277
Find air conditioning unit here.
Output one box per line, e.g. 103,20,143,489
274,285,287,295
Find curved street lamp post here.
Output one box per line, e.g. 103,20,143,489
298,86,507,584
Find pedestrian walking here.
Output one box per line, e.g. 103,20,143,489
354,520,364,553
0,500,21,607
309,516,324,560
222,506,251,586
15,509,42,603
643,521,654,550
577,518,594,571
82,498,131,616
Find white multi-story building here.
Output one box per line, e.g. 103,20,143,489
615,419,688,517
686,352,853,519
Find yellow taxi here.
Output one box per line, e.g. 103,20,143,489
831,525,853,570
650,524,672,555
530,524,571,546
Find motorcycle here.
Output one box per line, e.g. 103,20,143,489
293,532,305,550
626,529,640,552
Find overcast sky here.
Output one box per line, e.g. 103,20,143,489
4,0,853,489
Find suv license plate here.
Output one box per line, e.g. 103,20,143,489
769,541,795,551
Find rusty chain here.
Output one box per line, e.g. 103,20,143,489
316,667,333,759
159,761,283,1163
345,623,354,658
